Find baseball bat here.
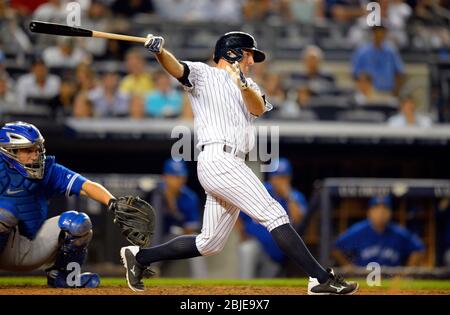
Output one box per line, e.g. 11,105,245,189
29,21,147,43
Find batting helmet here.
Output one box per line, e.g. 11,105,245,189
213,31,266,64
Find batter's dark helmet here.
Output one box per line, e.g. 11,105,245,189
213,31,266,64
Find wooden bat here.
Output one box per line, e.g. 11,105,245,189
29,21,147,43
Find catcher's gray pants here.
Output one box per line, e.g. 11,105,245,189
0,216,60,271
196,143,289,256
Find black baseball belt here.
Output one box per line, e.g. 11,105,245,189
201,144,247,159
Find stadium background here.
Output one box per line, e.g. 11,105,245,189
1,0,450,289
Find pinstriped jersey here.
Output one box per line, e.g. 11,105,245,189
181,61,272,153
0,156,87,239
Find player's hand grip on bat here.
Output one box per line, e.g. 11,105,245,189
144,34,165,54
225,61,249,90
108,196,156,247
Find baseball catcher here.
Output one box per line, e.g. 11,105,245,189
0,121,155,288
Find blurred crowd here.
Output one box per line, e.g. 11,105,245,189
0,0,450,125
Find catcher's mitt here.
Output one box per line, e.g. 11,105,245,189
108,196,156,247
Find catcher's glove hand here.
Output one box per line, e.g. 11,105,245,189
108,196,156,247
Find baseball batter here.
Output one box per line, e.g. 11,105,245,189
120,32,359,295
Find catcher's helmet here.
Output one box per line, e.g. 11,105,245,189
213,31,266,64
0,121,46,179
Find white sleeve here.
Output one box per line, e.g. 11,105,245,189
179,61,207,93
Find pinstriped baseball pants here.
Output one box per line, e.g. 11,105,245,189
195,143,290,256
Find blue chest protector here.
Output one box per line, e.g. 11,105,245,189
0,156,86,240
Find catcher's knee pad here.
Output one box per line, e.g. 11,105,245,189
58,211,93,248
0,208,18,253
49,211,92,274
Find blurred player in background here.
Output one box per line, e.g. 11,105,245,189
237,158,308,278
332,195,425,268
148,158,207,277
0,121,116,288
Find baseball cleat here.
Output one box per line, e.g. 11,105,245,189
120,246,146,292
307,269,359,295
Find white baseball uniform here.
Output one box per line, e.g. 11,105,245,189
180,61,290,256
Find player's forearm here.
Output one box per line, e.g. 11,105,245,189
241,88,265,116
155,49,184,79
80,180,115,206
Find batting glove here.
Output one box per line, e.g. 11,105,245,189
225,61,249,90
144,34,164,54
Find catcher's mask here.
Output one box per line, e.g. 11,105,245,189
0,121,46,179
213,31,266,64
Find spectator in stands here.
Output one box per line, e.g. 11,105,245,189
388,96,432,127
144,70,185,118
352,72,398,106
382,0,413,48
291,45,336,95
0,1,32,55
352,25,405,95
0,50,13,86
278,85,315,120
111,0,155,17
77,70,129,117
119,48,154,98
148,159,205,277
49,77,77,117
15,56,61,108
410,0,450,48
33,0,66,23
237,158,308,278
10,0,47,17
282,0,325,24
242,0,274,22
0,72,17,111
333,195,425,267
75,62,97,93
260,72,286,109
129,95,146,120
325,0,366,23
43,37,90,69
153,0,242,22
79,0,111,58
72,95,93,118
152,0,195,21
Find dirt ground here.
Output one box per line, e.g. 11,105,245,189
0,285,449,295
